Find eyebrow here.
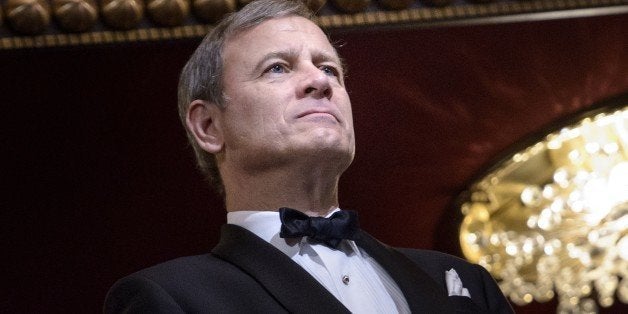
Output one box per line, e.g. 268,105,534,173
312,50,343,68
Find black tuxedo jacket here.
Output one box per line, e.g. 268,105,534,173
105,224,513,313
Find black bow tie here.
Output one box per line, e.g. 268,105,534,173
279,207,359,249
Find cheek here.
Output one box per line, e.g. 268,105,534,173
234,93,288,135
336,93,354,123
224,80,295,133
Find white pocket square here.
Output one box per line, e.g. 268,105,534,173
445,268,471,297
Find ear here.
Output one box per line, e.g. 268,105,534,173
186,99,224,154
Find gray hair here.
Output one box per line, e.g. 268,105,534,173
177,0,314,194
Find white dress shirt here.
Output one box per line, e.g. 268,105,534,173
227,210,410,314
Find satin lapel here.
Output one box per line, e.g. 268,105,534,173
211,224,350,314
355,230,456,313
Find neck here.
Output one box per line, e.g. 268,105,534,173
221,163,342,217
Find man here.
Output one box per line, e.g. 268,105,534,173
105,0,513,313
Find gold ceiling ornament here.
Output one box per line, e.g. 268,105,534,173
147,0,190,26
2,0,627,49
459,95,628,313
420,0,451,7
331,0,370,13
192,0,236,23
101,0,145,29
5,0,51,34
378,0,414,10
52,0,99,32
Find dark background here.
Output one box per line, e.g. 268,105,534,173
2,12,627,313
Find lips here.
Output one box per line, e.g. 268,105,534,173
296,108,340,122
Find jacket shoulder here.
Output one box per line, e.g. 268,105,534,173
130,254,227,281
104,254,286,313
396,248,475,271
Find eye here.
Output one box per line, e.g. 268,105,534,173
265,63,288,74
320,65,339,77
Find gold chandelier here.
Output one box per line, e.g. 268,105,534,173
459,95,628,313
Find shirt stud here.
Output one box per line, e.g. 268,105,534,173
342,275,350,285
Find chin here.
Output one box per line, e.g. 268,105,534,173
309,134,351,151
307,125,351,142
294,127,354,157
303,139,354,164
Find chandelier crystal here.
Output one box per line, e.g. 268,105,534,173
459,101,628,313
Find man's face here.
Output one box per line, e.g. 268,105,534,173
218,16,355,172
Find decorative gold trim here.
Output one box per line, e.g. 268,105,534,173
316,0,628,28
0,24,211,48
1,0,627,49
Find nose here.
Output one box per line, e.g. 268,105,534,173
298,64,333,100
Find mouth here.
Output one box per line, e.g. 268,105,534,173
296,109,340,122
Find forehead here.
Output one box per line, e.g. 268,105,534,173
223,16,339,63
